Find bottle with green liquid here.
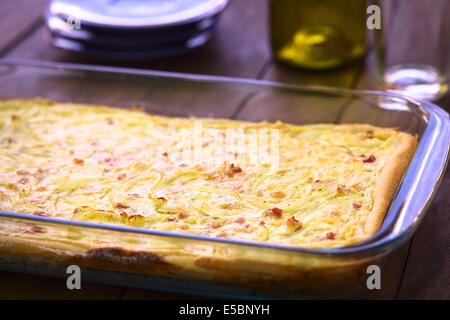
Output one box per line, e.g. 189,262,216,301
270,0,367,69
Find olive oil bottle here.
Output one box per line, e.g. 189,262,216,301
270,0,366,69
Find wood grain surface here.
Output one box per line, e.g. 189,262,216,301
0,0,48,55
0,0,448,300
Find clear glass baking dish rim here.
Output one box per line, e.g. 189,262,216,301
0,58,448,257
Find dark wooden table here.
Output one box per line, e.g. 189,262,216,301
0,0,448,300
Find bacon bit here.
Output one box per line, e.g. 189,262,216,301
336,186,346,195
11,115,20,121
33,211,46,216
117,173,127,180
17,169,30,175
36,186,47,192
73,208,80,214
235,217,246,224
272,208,283,217
103,157,120,166
73,158,84,165
330,211,339,216
306,177,314,183
178,212,188,219
6,137,16,144
210,221,222,228
272,207,283,217
366,130,374,137
264,207,283,218
352,203,362,210
104,157,113,163
128,193,142,198
179,163,187,168
106,118,114,125
286,216,303,230
180,224,189,230
167,217,178,222
271,191,286,198
114,202,129,209
33,168,45,177
31,225,45,233
259,221,265,226
216,231,228,238
18,177,29,185
162,152,168,157
363,155,376,163
226,163,242,176
325,232,335,240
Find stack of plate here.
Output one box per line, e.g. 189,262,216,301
45,0,229,60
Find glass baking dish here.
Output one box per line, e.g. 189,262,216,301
0,58,448,299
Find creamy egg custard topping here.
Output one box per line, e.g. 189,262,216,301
0,99,417,248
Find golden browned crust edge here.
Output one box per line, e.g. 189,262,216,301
0,235,190,277
363,132,418,237
0,235,373,298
